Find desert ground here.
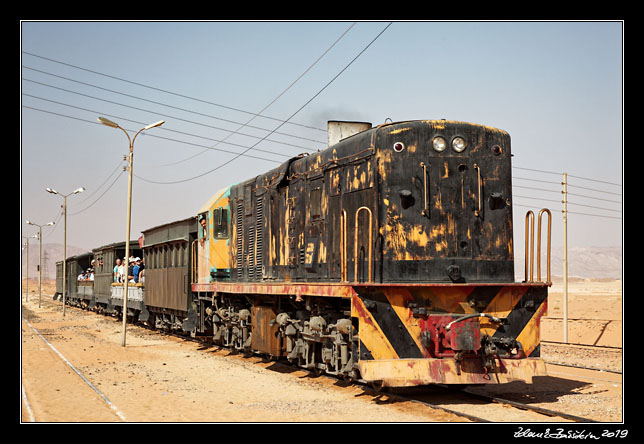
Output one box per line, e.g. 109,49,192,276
20,277,623,423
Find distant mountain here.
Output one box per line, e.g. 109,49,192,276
20,243,89,279
514,246,622,280
21,243,622,281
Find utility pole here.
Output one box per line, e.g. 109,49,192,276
42,250,49,280
562,172,569,343
26,221,55,308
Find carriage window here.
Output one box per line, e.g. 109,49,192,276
213,208,229,239
310,187,322,219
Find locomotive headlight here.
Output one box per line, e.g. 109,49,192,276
452,137,467,152
432,136,447,152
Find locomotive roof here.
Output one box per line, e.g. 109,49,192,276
210,119,509,196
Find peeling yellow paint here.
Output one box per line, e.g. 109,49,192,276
408,225,429,248
442,162,449,179
421,119,510,136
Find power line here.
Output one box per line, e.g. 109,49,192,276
69,169,125,215
567,173,621,187
22,105,283,164
162,22,357,167
566,211,622,220
22,93,298,159
22,51,328,134
567,192,621,204
22,76,322,150
134,22,393,185
566,182,622,197
566,201,621,213
514,165,622,189
512,184,561,194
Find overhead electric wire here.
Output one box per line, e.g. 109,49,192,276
565,201,621,213
514,165,622,189
567,173,621,187
566,211,622,220
22,51,328,134
162,22,357,167
134,22,393,185
566,182,622,197
69,169,125,215
22,75,323,150
74,159,125,206
22,105,283,164
567,192,621,204
22,93,296,159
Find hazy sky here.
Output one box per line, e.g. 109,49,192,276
21,21,623,264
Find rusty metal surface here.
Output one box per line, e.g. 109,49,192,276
192,281,549,296
358,357,548,387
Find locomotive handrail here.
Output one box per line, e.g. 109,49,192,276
524,209,551,284
191,239,198,284
525,210,534,282
474,163,482,217
340,209,348,282
354,206,373,283
537,208,552,284
420,161,429,217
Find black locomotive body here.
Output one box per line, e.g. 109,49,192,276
225,119,515,285
192,120,550,387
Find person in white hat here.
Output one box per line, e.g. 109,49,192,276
127,257,136,282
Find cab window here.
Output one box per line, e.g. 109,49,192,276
213,208,229,239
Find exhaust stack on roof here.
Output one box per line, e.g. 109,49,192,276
327,121,372,147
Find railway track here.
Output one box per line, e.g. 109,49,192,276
166,331,604,423
24,297,619,423
354,383,598,423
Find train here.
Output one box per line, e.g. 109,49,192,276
55,119,552,388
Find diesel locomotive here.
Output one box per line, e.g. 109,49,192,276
56,119,551,388
190,119,551,387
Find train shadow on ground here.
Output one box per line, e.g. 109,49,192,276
351,376,595,407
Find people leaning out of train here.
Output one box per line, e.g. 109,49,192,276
199,215,207,246
113,258,122,282
78,268,94,281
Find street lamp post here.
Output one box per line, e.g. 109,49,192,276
98,116,164,347
46,187,85,317
25,220,55,308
